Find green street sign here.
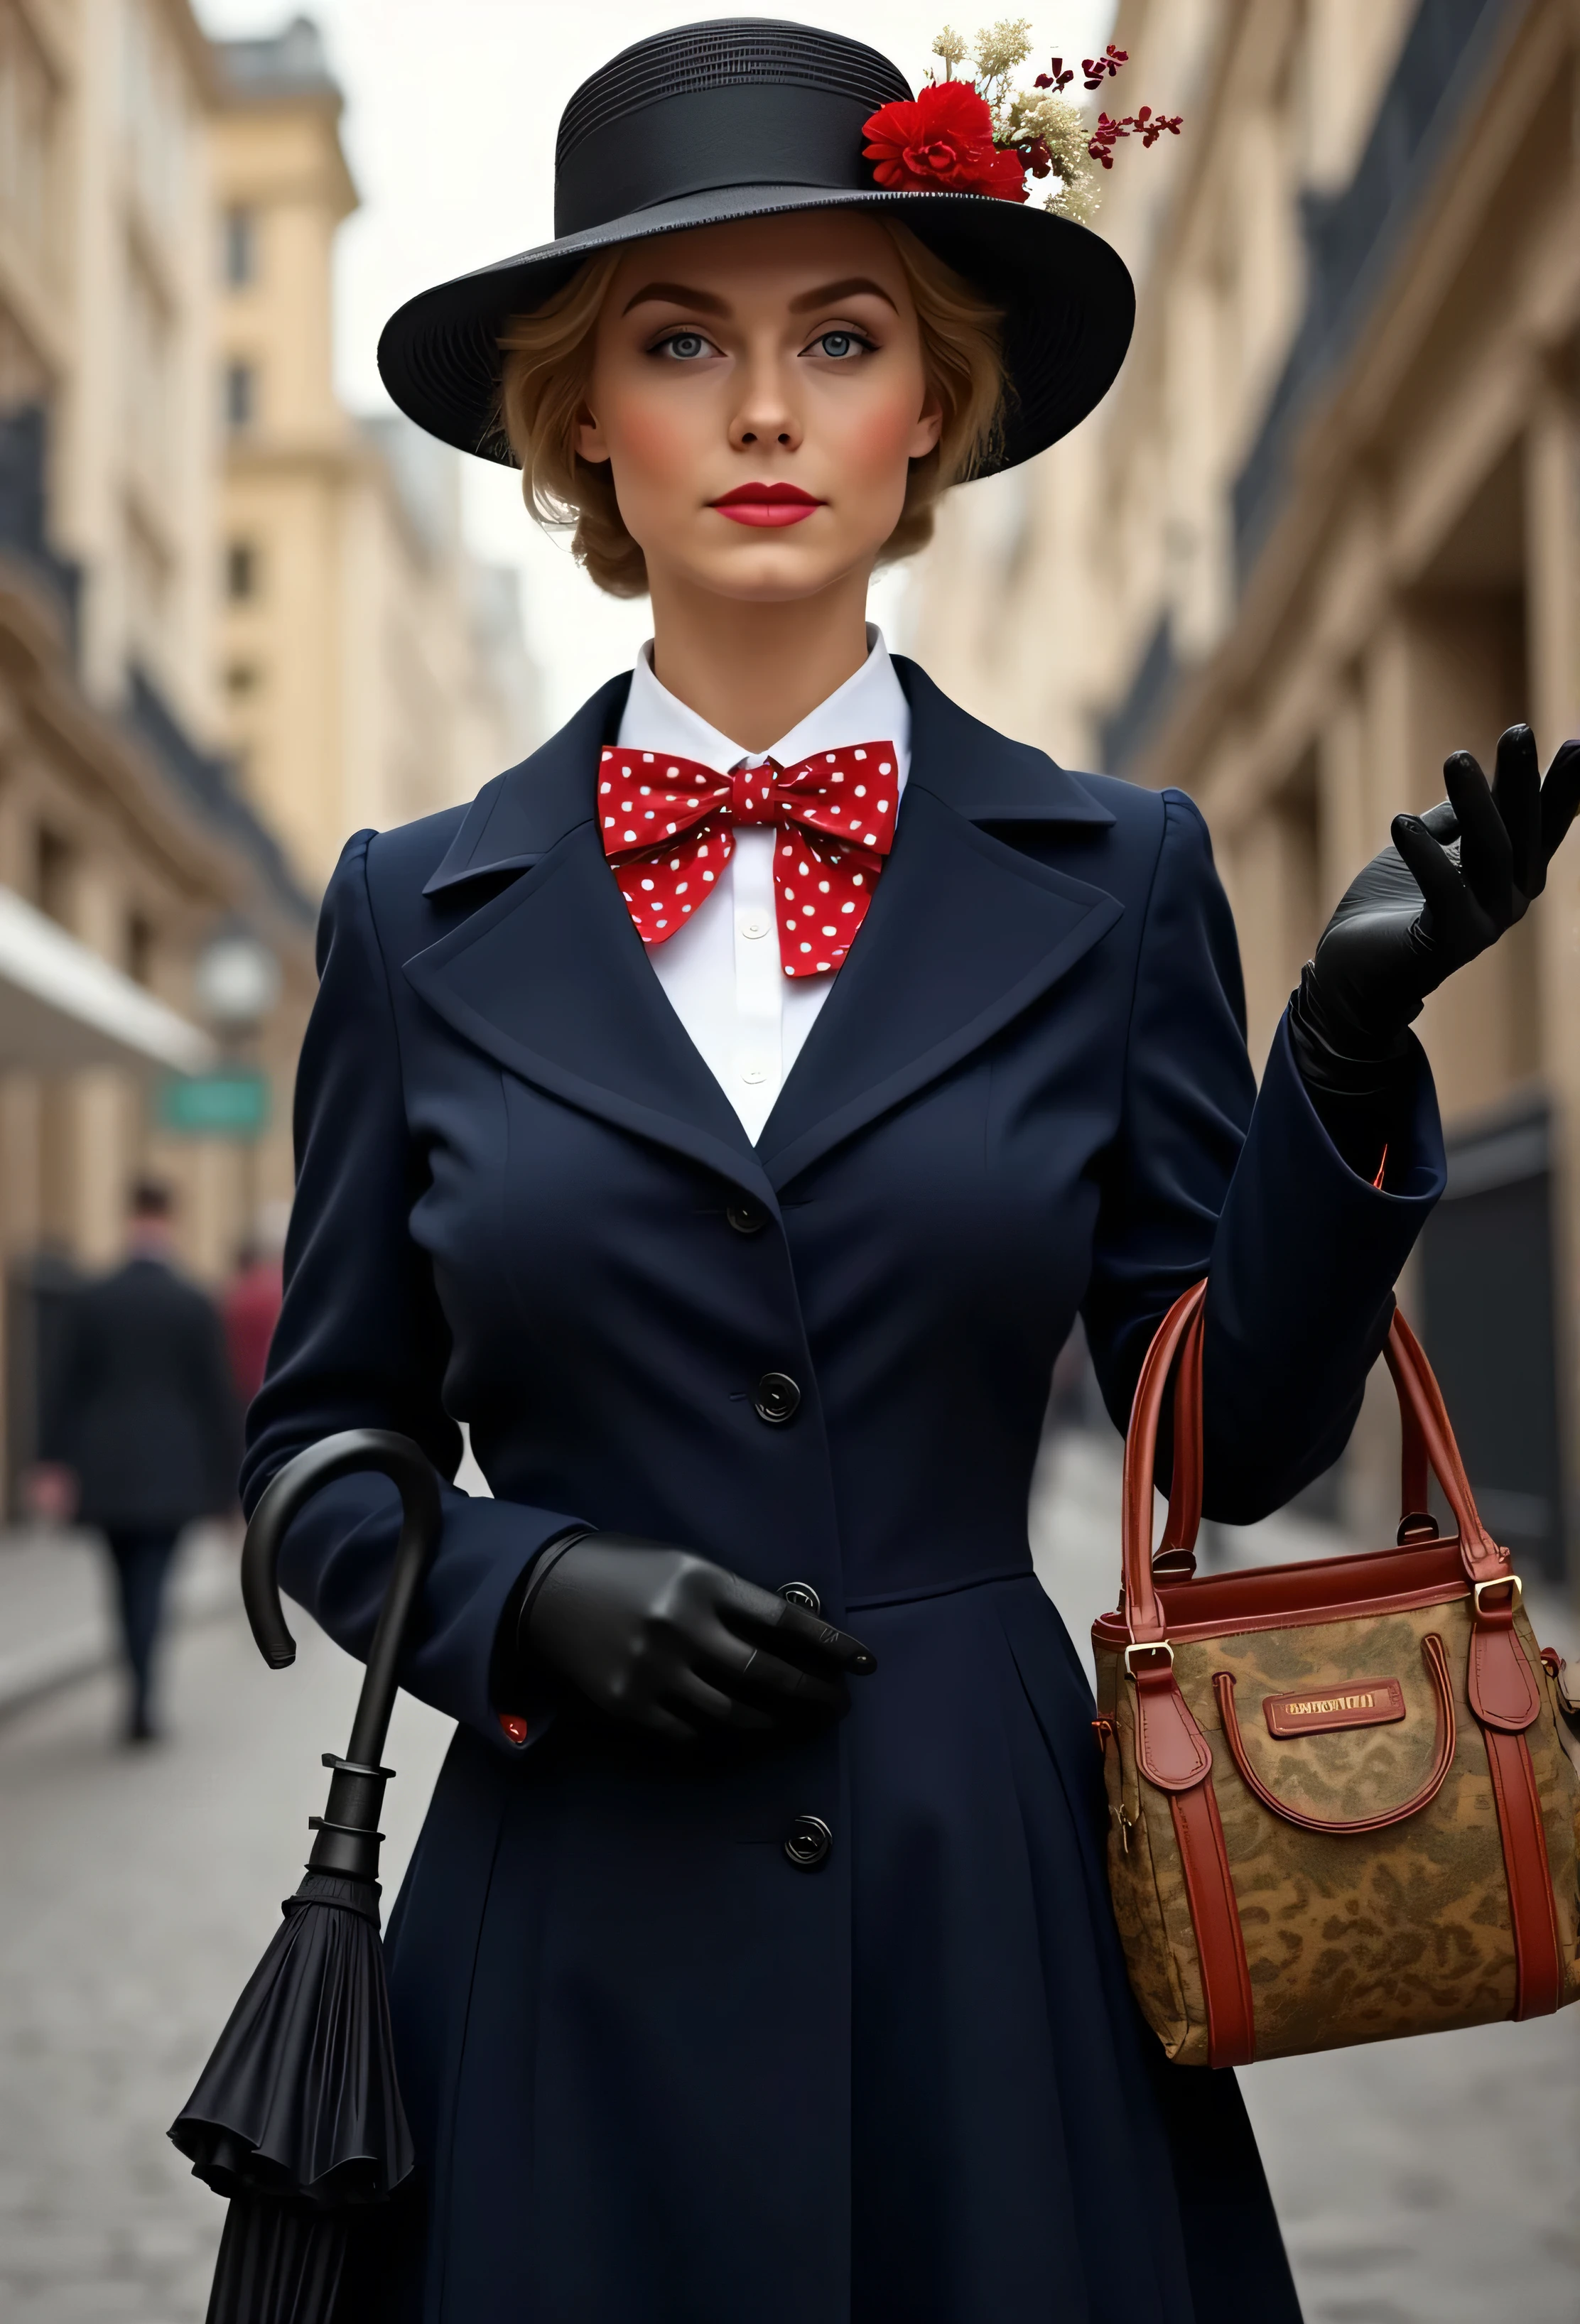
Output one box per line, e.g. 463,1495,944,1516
157,1069,271,1139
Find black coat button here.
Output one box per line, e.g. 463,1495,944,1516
778,1581,821,1614
754,1372,801,1425
726,1199,767,1235
784,1814,833,1871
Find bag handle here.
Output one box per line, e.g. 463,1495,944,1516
1149,1301,1437,1580
1121,1283,1510,1644
1380,1312,1505,1580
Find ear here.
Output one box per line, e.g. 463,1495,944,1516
575,405,612,465
909,393,943,462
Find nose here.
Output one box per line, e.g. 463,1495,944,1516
729,351,801,455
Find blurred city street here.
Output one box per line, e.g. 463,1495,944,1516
1,1442,1576,2324
0,1529,453,2323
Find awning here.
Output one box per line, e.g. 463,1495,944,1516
0,887,217,1075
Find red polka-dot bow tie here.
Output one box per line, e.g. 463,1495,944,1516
599,742,899,977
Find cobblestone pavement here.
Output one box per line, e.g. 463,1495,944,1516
0,1442,1575,2321
0,1604,453,2323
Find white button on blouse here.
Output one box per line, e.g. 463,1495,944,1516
614,628,912,1143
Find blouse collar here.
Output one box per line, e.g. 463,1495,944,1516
618,624,911,794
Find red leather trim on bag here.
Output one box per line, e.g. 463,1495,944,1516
1262,1677,1405,1736
1132,1661,1213,1791
1154,1298,1204,1578
1468,1594,1542,1733
1122,1283,1209,1642
1170,1781,1256,2067
1092,1563,1471,1654
1214,1636,1455,1835
1395,1322,1432,1528
1386,1314,1513,1587
1483,1726,1564,2019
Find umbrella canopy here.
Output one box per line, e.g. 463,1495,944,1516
171,1430,442,2324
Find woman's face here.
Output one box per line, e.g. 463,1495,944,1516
578,211,943,605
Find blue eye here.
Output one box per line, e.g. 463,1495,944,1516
659,332,710,360
812,331,863,359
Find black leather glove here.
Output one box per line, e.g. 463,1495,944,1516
1290,725,1580,1100
516,1532,877,1744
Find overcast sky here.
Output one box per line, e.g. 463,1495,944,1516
195,1,1114,730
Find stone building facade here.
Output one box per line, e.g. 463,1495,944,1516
0,3,539,1492
0,0,316,1306
910,0,1580,1578
209,18,539,890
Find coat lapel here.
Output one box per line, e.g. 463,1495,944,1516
405,679,773,1201
403,658,1123,1200
421,675,630,894
755,661,1122,1188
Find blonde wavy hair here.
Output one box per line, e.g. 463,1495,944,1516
497,224,1007,598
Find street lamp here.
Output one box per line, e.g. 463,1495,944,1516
188,925,281,1235
193,925,281,1038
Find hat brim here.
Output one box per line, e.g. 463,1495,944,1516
376,184,1134,477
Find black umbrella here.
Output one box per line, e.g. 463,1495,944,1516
170,1430,441,2323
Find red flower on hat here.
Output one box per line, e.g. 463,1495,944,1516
862,82,1029,202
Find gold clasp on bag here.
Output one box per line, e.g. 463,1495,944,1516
1473,1574,1524,1616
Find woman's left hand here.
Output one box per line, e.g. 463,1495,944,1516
1299,725,1580,1068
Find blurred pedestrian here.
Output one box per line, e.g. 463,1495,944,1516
37,1180,241,1742
222,1198,289,1408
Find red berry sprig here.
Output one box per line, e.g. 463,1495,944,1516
1036,44,1130,95
1088,102,1183,169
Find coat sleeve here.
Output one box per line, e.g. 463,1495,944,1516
186,1291,243,1516
241,831,584,1751
1081,789,1446,1523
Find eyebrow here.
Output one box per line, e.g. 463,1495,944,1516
619,275,900,318
787,277,899,315
621,281,730,316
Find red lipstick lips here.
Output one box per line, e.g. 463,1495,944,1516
710,482,823,528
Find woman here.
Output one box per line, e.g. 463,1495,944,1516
244,21,1579,2323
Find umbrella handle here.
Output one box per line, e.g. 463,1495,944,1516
242,1430,443,1886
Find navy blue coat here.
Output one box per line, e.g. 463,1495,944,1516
244,661,1445,2324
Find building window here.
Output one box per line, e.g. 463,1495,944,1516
34,825,74,927
224,661,261,697
224,359,256,431
222,205,256,287
126,911,155,987
225,538,259,599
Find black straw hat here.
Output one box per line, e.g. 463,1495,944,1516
377,17,1135,476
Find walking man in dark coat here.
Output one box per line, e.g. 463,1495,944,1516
39,1180,241,1740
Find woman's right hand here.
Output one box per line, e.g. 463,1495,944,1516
520,1533,877,1742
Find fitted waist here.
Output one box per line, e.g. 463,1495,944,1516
844,1558,1034,1614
